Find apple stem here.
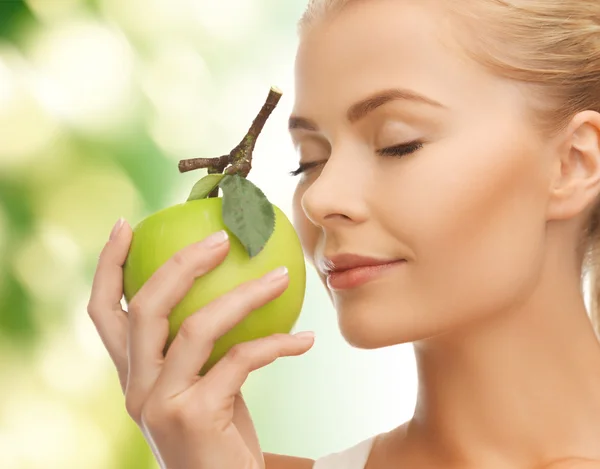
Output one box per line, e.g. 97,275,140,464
179,155,230,175
178,86,283,198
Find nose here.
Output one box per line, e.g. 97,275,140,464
300,150,370,229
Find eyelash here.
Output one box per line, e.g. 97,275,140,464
288,140,424,177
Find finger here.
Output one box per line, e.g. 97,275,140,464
87,218,132,382
199,331,315,397
152,266,290,397
126,230,230,396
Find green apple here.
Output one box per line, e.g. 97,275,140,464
121,86,306,375
122,196,306,375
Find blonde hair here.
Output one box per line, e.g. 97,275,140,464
299,0,600,338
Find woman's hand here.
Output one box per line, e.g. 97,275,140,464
87,219,315,469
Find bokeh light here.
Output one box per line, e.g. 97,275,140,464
35,162,142,252
25,0,88,23
189,0,260,42
27,17,139,135
2,394,112,469
142,40,214,158
99,0,191,43
0,43,60,167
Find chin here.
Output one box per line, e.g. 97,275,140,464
332,284,478,349
338,323,403,349
333,295,427,349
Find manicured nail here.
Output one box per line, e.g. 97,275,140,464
110,218,125,240
202,230,228,248
262,266,288,283
293,331,315,340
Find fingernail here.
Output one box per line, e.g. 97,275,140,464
202,230,229,248
110,217,125,240
293,331,315,340
261,266,288,283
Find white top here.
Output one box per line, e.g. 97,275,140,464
312,436,376,469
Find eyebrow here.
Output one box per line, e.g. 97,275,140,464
288,88,446,132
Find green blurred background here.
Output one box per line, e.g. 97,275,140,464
0,1,418,467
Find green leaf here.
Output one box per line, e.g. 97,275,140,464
219,174,275,258
187,174,226,201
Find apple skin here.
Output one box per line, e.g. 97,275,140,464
122,197,306,375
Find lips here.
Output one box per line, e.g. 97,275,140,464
317,253,406,275
324,257,407,290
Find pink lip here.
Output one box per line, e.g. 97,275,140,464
319,253,406,274
326,260,407,290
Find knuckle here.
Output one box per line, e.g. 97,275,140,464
168,401,190,423
246,279,265,294
242,292,265,311
172,246,212,277
127,298,145,320
260,340,282,360
248,278,276,299
178,314,204,342
97,244,108,263
270,333,290,341
226,343,249,363
143,398,195,429
124,393,143,423
221,280,252,298
213,295,243,316
86,301,100,321
171,250,190,270
140,400,166,429
178,314,218,351
220,283,260,309
270,348,283,361
139,407,159,429
260,336,285,358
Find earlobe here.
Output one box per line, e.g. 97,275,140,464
546,110,600,222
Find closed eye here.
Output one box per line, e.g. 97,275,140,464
288,140,424,177
376,140,423,157
289,161,322,177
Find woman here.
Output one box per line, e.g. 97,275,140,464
87,0,600,467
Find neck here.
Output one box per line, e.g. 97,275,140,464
406,256,600,468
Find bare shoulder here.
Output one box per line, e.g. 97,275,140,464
264,452,315,469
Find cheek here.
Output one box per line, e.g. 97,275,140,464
379,132,550,329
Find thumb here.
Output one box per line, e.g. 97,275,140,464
108,217,133,267
94,217,133,311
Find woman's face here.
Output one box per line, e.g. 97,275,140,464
290,0,553,349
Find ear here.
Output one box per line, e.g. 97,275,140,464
546,110,600,222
